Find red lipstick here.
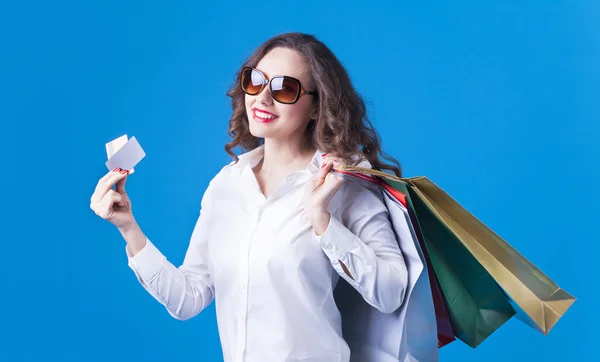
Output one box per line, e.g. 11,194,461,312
252,108,279,123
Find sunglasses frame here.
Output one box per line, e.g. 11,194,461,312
240,67,318,104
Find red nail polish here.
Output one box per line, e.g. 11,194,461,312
112,167,118,172
322,162,326,168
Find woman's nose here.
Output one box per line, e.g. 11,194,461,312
256,84,274,105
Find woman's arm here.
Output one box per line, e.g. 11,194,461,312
122,189,215,321
314,182,408,314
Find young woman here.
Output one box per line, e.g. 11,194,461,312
90,32,435,362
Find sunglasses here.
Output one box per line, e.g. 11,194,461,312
240,67,318,104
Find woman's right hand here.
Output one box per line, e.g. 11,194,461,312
90,167,135,230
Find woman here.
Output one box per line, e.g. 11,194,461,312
90,32,430,362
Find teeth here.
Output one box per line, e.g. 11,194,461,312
255,110,277,119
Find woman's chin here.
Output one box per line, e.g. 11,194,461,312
249,125,274,139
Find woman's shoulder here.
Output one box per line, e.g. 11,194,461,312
338,174,385,206
201,151,256,199
198,164,240,210
205,160,242,190
334,156,387,211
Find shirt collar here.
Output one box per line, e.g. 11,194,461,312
233,144,266,169
231,144,373,173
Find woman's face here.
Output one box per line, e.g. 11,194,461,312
244,47,317,144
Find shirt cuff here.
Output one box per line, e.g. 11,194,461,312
315,215,356,261
126,237,166,284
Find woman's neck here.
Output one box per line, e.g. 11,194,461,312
257,139,316,175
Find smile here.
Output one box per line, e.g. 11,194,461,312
252,108,279,123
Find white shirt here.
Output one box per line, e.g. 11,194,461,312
126,145,409,362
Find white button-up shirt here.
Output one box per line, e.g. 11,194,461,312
126,145,409,362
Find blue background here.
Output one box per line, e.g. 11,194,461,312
1,1,597,361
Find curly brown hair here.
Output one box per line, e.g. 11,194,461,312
225,32,402,177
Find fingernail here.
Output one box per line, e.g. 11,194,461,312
112,167,118,172
322,153,327,156
120,170,127,174
322,162,326,168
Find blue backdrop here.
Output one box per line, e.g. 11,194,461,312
1,1,597,361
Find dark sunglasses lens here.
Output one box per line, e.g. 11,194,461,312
271,77,300,103
241,68,265,94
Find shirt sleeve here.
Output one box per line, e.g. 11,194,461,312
125,183,215,321
315,181,408,314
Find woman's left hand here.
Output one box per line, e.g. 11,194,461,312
304,155,345,235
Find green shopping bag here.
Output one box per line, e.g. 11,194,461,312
386,178,515,348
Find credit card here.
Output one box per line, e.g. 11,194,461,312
105,135,146,173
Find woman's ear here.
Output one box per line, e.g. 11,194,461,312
309,104,319,121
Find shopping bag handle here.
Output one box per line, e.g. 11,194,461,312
333,164,405,183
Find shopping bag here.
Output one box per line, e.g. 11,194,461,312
386,182,457,348
404,201,456,348
405,176,576,335
335,169,514,348
335,165,576,338
404,181,515,346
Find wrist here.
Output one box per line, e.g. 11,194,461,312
117,217,138,234
119,220,147,257
310,210,331,236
